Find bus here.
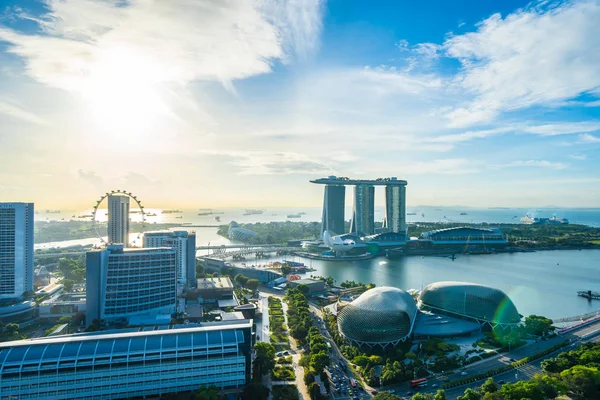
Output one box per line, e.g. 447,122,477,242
410,378,427,388
350,378,357,388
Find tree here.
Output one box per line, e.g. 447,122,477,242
433,389,447,400
62,279,75,292
480,378,498,394
457,388,481,400
560,365,600,399
411,393,433,400
296,284,310,296
310,351,330,374
5,323,19,336
253,342,275,377
234,274,248,287
194,385,219,400
524,315,554,336
308,382,321,400
246,279,259,292
281,264,292,276
373,393,402,400
243,383,269,400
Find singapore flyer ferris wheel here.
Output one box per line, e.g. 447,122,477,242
91,189,147,246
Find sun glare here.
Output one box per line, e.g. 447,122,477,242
81,45,171,142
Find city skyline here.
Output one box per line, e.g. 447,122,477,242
1,0,599,208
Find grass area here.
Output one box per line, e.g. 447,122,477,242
271,385,300,400
271,366,296,381
276,356,293,364
269,302,283,309
270,309,284,316
590,240,600,245
271,333,289,343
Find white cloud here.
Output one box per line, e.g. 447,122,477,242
499,160,568,169
522,122,600,136
0,0,322,92
413,42,443,59
403,158,477,175
584,100,600,107
579,133,600,143
569,153,587,160
444,0,600,126
396,39,410,51
77,169,103,185
0,100,46,125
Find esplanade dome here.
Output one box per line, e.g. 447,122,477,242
419,281,521,325
337,286,417,347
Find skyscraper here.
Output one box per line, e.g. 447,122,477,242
383,180,407,235
86,244,177,326
144,231,197,287
0,203,33,299
350,184,375,235
320,184,346,236
108,194,130,245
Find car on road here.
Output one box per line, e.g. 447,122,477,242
498,380,506,384
388,390,396,393
371,390,378,395
461,371,468,376
432,384,438,388
509,358,516,362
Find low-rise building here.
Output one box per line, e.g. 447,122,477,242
0,320,253,399
39,293,86,319
287,278,326,294
188,277,236,307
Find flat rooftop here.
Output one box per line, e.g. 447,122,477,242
310,176,407,186
197,277,233,290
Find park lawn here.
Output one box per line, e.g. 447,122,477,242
272,385,299,400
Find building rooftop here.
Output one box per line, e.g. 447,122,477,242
310,176,407,186
292,278,324,286
197,277,233,290
88,244,175,253
0,319,252,349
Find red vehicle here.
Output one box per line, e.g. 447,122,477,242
350,378,357,388
410,378,427,388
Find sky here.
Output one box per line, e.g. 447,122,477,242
0,0,599,209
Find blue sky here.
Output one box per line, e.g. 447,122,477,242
0,0,599,208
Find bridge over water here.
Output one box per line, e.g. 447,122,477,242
196,244,298,259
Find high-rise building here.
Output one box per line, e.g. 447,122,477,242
320,184,346,236
0,202,34,299
107,194,130,245
350,185,375,235
0,320,253,399
144,231,197,287
383,180,407,235
86,244,177,326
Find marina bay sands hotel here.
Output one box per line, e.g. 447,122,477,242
310,176,407,237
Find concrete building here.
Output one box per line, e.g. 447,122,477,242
0,320,253,399
350,184,375,235
0,202,34,300
107,195,129,246
202,258,282,283
287,278,326,295
86,244,177,326
382,180,407,234
320,183,346,236
144,231,197,287
189,277,237,309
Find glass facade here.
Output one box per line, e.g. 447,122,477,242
107,195,130,246
419,281,521,324
0,322,252,399
0,203,33,299
321,185,346,236
338,287,417,347
143,231,196,286
383,184,407,234
350,185,375,235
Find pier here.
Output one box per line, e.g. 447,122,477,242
578,290,600,300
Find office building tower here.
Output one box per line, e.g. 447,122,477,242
107,194,129,245
320,184,346,236
382,180,407,234
0,202,34,299
0,320,252,399
144,231,197,287
350,185,375,235
86,244,177,326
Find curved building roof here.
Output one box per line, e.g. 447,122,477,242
337,286,417,346
419,281,520,324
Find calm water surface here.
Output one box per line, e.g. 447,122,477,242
240,250,600,321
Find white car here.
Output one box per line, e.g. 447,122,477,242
461,371,468,376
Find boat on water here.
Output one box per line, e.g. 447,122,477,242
215,216,221,222
244,209,264,215
162,209,182,214
198,212,213,216
421,213,425,217
77,214,93,218
146,213,157,217
407,212,417,215
175,216,183,219
45,209,61,213
521,214,568,225
287,214,301,218
460,212,468,215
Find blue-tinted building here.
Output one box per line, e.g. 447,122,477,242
0,320,252,399
86,244,177,326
